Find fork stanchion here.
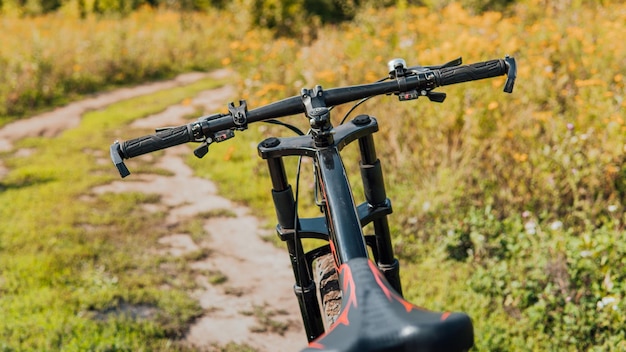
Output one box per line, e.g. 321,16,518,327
357,123,403,296
266,155,325,341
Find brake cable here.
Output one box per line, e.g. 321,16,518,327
339,76,389,125
264,119,306,136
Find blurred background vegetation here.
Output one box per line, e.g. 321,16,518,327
1,0,625,350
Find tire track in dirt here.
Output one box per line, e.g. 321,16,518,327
0,72,210,152
0,71,209,178
1,71,307,351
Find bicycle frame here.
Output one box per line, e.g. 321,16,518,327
259,113,401,342
110,55,516,349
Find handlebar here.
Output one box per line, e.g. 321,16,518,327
111,56,516,177
123,125,193,158
437,59,515,92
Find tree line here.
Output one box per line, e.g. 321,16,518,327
1,0,516,18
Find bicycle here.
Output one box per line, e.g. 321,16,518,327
110,55,516,352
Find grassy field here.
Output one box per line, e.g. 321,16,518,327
0,78,231,350
1,0,625,350
193,3,626,350
0,6,237,124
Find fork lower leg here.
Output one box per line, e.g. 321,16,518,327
266,156,325,341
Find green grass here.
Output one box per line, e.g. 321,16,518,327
241,304,292,336
209,342,257,352
0,77,227,350
1,1,625,350
185,2,626,350
0,7,239,123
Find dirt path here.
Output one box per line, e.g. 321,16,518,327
0,72,307,351
0,72,209,152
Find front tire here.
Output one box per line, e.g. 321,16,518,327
314,253,341,328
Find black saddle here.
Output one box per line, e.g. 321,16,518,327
301,257,474,352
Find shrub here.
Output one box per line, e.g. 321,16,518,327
228,2,626,350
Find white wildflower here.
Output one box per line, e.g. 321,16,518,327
550,221,563,231
597,296,618,310
524,221,537,235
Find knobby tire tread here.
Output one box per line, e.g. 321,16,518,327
315,253,341,328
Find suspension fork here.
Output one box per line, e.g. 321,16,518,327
357,126,403,296
264,151,325,342
259,112,400,338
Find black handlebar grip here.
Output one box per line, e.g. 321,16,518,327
437,59,507,86
120,125,191,158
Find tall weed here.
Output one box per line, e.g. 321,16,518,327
0,7,238,122
219,2,626,350
0,0,624,349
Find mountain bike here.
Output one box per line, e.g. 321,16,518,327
110,55,516,351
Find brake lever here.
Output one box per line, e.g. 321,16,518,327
406,57,463,72
503,55,517,93
192,129,236,159
426,57,463,70
110,141,131,178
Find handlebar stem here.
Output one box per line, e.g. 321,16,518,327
302,86,334,147
228,100,249,130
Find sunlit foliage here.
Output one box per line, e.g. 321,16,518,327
0,0,625,350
